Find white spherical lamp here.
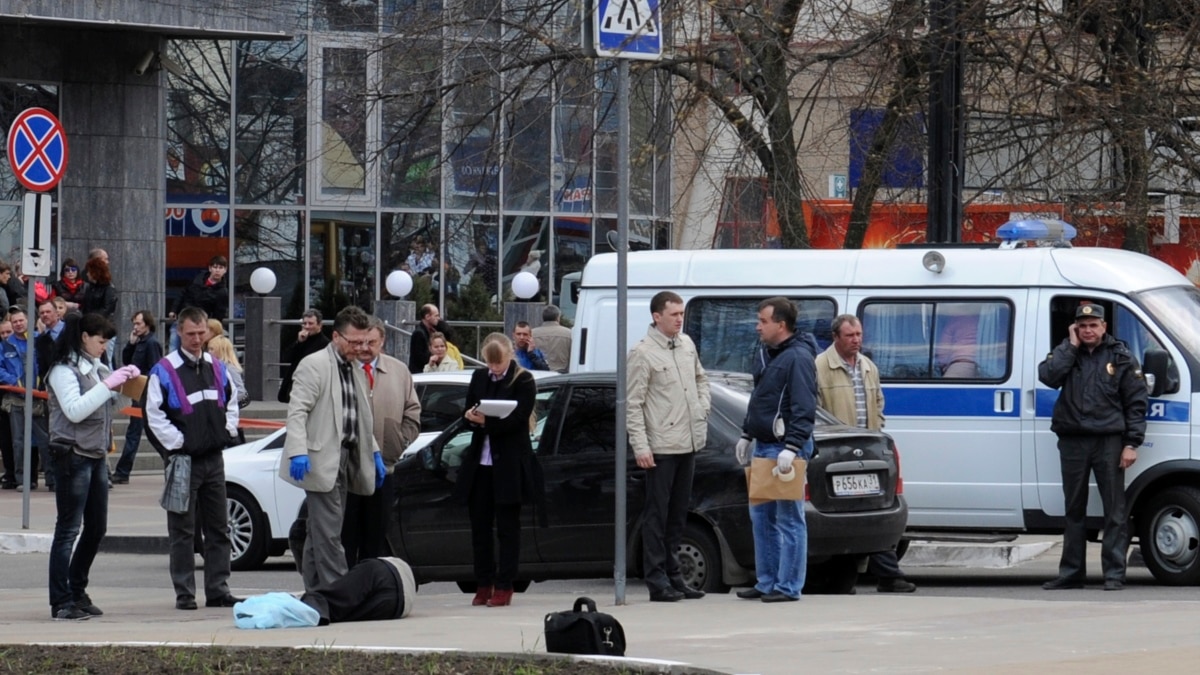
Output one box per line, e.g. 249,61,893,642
249,267,276,295
511,271,539,300
386,270,413,298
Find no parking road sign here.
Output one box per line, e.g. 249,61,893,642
7,107,69,192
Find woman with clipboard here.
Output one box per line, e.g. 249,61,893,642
454,333,541,608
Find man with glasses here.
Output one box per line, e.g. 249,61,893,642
282,305,384,592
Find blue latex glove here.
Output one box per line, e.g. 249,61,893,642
289,456,310,481
374,451,386,488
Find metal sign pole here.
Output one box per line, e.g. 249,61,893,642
614,57,631,606
21,275,34,527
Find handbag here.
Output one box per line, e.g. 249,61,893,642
544,596,626,657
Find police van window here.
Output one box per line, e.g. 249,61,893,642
861,300,1013,381
1113,306,1164,362
684,297,837,374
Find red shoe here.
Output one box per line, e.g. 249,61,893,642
487,588,513,607
471,586,493,606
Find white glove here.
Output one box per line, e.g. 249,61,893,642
777,449,797,474
735,437,752,465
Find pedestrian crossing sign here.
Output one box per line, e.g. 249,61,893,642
592,0,663,60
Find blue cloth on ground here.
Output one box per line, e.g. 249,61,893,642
233,592,320,629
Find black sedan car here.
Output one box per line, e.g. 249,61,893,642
391,372,907,593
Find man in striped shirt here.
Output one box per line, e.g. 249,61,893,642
814,314,916,593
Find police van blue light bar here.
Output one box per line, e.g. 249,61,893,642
996,219,1077,249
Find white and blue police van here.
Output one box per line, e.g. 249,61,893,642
571,220,1200,584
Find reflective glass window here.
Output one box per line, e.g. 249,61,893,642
166,40,232,202
232,210,305,320
505,75,552,212
235,39,307,206
553,61,594,215
320,47,369,197
862,300,1014,380
503,215,549,303
446,214,499,313
445,50,500,211
684,297,838,374
310,212,377,314
315,0,379,31
381,38,442,208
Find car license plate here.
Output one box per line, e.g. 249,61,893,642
831,473,881,496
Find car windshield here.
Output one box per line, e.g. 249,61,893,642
1135,285,1200,360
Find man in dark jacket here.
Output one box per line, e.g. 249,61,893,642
170,256,229,322
145,307,242,611
408,304,453,373
735,297,818,603
277,308,330,403
112,309,163,483
1038,303,1147,591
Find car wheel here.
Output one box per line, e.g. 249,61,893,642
1138,486,1200,585
676,522,726,593
804,554,860,595
227,485,269,572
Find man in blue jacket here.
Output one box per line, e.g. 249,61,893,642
735,297,818,603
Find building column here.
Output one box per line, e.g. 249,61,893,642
244,295,280,401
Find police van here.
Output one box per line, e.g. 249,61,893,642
571,220,1200,585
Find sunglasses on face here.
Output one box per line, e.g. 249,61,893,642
64,267,78,273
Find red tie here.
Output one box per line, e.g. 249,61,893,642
363,363,374,389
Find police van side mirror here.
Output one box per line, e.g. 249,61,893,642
1142,348,1178,397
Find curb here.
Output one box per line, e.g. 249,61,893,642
1,534,169,556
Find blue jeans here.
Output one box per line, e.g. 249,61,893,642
49,452,109,611
113,416,144,480
749,439,811,599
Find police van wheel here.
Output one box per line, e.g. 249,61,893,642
1138,486,1200,585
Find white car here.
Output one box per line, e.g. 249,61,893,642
223,370,555,570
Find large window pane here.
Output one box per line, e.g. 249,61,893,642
505,76,552,211
385,0,444,30
446,214,499,313
593,66,618,214
445,51,500,210
684,297,838,374
235,39,307,205
320,47,369,197
503,215,549,302
166,41,232,201
315,0,378,31
629,70,655,216
165,203,230,314
381,38,442,208
310,212,377,314
552,216,590,309
861,300,1013,381
232,210,305,320
0,82,58,201
554,61,594,214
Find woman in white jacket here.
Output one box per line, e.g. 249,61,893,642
45,313,140,621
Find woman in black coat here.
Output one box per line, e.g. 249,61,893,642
454,333,540,608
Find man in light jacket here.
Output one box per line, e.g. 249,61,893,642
815,314,915,593
281,306,383,592
626,290,711,602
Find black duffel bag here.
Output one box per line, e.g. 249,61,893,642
544,596,626,657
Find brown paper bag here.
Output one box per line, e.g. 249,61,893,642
119,375,148,402
744,457,807,505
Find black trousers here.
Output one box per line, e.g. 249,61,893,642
342,472,395,568
0,411,12,483
868,550,905,579
467,466,522,590
641,452,695,593
1057,434,1128,582
301,558,402,625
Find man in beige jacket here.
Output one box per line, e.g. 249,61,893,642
282,306,382,593
815,314,915,593
627,290,711,602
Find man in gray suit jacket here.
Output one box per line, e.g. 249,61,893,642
281,306,383,592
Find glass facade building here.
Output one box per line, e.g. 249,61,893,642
162,1,673,323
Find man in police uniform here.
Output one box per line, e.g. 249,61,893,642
1037,303,1147,591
